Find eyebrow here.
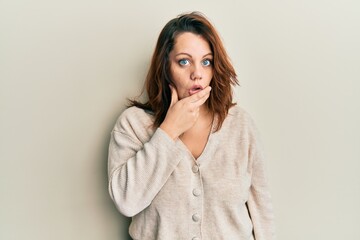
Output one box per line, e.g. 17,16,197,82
175,52,213,58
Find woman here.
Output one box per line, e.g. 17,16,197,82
108,12,275,240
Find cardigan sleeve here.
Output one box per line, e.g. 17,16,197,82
108,110,184,217
246,120,276,240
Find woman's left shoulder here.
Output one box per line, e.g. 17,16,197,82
212,106,261,154
227,105,256,126
221,105,261,140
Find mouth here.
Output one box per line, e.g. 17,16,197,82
189,85,204,95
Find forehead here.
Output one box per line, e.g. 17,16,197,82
172,32,212,55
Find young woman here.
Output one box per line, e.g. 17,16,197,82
108,12,275,240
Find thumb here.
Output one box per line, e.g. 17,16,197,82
169,85,179,107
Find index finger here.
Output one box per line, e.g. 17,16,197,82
187,86,212,104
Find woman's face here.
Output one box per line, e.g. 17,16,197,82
169,32,213,100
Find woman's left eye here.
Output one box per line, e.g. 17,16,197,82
202,59,212,66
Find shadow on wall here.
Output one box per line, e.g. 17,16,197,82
101,106,132,240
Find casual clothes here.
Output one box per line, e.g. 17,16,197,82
108,105,275,240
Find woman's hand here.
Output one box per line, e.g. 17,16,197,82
160,85,211,140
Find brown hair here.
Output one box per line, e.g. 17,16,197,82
129,12,238,131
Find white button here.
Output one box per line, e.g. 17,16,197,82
192,213,201,222
192,237,200,240
192,165,199,173
193,188,201,197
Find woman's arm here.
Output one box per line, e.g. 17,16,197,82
108,114,184,217
246,120,276,240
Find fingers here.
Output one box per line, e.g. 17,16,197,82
169,85,178,107
187,86,212,106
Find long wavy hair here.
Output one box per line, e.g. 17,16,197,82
129,12,238,131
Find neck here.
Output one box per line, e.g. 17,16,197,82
199,104,211,118
193,105,214,130
182,105,214,137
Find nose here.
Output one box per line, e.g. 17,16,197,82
190,64,202,80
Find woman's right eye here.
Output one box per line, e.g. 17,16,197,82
178,59,190,66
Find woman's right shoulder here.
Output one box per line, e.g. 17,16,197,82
113,106,155,133
120,106,153,118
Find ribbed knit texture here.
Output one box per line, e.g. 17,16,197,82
108,105,275,240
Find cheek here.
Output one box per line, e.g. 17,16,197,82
171,74,189,98
170,65,181,82
170,67,188,86
205,69,214,82
208,68,214,77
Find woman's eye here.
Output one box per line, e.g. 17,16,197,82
202,59,212,66
178,59,190,66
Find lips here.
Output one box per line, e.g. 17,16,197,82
189,85,204,95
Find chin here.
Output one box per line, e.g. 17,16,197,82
180,95,189,100
178,92,189,99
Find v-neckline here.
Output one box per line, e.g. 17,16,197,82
177,115,216,162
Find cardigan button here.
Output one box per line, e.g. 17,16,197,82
192,165,199,173
192,213,201,222
193,188,201,197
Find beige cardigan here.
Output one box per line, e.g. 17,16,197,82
108,105,275,240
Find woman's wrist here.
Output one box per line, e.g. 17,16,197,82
159,123,180,141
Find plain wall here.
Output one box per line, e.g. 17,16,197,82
1,0,359,239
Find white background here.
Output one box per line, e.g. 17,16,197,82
1,0,359,239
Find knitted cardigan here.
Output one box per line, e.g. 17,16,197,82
108,105,275,240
